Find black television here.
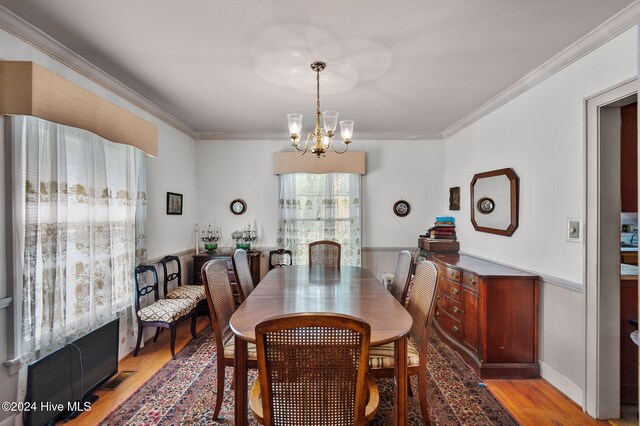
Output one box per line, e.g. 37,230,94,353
24,318,119,426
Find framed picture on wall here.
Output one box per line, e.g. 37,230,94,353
449,187,460,210
167,192,183,215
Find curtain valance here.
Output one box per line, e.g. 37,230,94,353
273,151,366,175
0,61,157,156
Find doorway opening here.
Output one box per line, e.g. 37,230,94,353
585,79,637,420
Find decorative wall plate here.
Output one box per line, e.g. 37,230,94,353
393,200,411,217
230,199,247,215
477,197,495,214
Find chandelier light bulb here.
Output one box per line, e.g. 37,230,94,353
340,120,354,143
287,113,303,141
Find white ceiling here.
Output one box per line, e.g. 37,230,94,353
0,0,635,138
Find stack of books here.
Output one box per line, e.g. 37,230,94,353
427,216,456,241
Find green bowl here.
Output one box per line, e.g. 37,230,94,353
236,243,250,249
204,243,218,253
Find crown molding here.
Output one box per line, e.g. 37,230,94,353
0,5,197,139
441,0,640,139
195,131,442,141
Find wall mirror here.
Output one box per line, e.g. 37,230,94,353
470,168,519,236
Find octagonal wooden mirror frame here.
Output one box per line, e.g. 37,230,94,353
470,168,519,236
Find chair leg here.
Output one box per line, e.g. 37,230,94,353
418,364,430,425
190,312,198,339
408,379,414,398
133,323,143,357
213,357,226,420
153,327,161,342
169,324,177,360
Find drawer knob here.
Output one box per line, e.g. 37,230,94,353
451,288,460,295
451,325,459,333
451,272,459,279
452,306,461,314
469,278,476,285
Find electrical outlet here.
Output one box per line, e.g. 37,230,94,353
567,218,583,243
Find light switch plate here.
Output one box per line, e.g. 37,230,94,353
567,218,583,243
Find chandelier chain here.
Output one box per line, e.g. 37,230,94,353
316,67,321,116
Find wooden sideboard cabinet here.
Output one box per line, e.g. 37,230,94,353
193,250,261,304
430,253,540,379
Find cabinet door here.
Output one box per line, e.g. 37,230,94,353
462,287,479,355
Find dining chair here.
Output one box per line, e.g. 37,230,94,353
201,259,258,421
231,248,255,303
249,313,379,425
369,260,439,424
388,250,413,306
133,264,197,360
308,240,341,267
161,255,206,306
268,248,292,270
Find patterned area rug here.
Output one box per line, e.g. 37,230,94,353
101,326,517,425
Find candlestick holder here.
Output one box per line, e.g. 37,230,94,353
201,226,220,254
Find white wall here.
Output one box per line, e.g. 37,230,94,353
195,139,446,249
444,26,638,404
145,125,198,259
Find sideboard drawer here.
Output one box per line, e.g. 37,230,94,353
436,309,462,341
440,278,462,302
437,293,463,319
462,271,478,288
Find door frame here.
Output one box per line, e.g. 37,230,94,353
585,78,637,418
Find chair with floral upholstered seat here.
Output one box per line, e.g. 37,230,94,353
368,260,439,424
133,264,198,360
161,255,207,315
201,259,258,421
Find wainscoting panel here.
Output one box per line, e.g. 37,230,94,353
361,248,414,282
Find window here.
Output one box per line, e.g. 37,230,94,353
277,173,361,265
14,116,146,356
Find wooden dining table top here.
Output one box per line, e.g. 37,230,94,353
229,265,413,345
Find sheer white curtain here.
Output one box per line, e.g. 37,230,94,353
277,173,361,266
13,116,147,357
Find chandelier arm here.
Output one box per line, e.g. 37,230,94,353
332,142,349,155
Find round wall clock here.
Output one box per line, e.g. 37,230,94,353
230,199,247,215
393,200,411,217
477,197,495,214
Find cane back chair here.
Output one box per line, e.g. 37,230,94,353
308,240,341,267
201,259,258,420
250,313,379,425
388,250,414,306
368,260,439,424
231,249,255,303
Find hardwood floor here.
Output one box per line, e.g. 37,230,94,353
485,379,609,425
68,318,631,425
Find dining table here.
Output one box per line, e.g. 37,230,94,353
229,265,414,425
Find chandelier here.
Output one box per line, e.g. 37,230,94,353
287,61,354,158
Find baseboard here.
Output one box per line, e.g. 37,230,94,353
540,360,584,406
